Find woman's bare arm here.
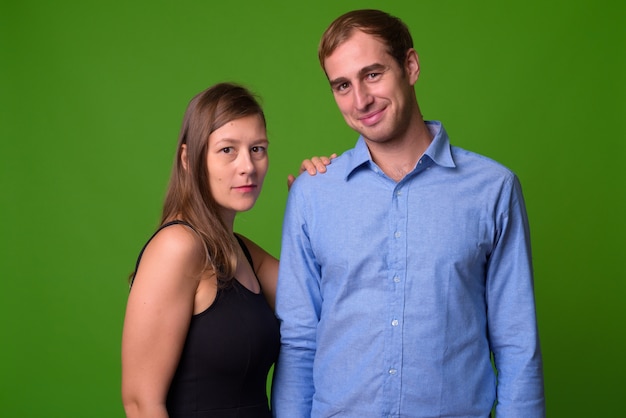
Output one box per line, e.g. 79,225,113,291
121,225,206,418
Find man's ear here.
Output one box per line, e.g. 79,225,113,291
405,48,420,85
181,144,189,171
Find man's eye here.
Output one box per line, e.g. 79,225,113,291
333,82,349,93
367,73,380,80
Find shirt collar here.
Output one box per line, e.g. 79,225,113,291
344,136,372,179
345,120,456,179
423,121,456,168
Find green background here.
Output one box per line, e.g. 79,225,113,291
1,0,624,416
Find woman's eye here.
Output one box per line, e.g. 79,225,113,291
220,147,233,154
251,146,266,153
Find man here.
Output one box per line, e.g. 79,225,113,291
272,9,545,418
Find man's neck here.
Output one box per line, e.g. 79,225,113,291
366,118,433,182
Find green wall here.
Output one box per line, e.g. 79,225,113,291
1,1,624,416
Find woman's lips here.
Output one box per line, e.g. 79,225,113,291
233,185,257,193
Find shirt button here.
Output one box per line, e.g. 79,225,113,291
396,190,402,196
391,319,399,327
389,368,397,375
394,231,401,238
393,276,400,283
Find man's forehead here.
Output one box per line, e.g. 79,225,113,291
324,32,393,78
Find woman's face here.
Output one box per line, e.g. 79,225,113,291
206,114,268,219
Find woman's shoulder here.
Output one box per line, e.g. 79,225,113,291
129,220,208,295
154,220,200,243
143,221,206,272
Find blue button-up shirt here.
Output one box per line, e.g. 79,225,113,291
272,121,545,418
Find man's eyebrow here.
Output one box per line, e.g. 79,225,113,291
359,63,387,77
329,76,349,88
329,63,388,87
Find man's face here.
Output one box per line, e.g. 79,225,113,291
323,30,419,144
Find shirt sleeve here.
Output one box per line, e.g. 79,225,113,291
486,175,546,417
271,183,321,418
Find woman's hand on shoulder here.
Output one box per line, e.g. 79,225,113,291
287,153,338,190
121,224,206,417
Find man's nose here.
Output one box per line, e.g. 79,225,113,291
353,83,373,110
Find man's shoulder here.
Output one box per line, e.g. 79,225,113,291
450,145,516,179
293,150,353,189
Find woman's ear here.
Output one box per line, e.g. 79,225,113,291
181,144,189,171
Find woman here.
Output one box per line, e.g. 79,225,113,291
121,83,329,417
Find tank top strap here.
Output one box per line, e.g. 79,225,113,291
130,220,196,287
234,234,254,270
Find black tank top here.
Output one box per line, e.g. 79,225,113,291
133,220,280,417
